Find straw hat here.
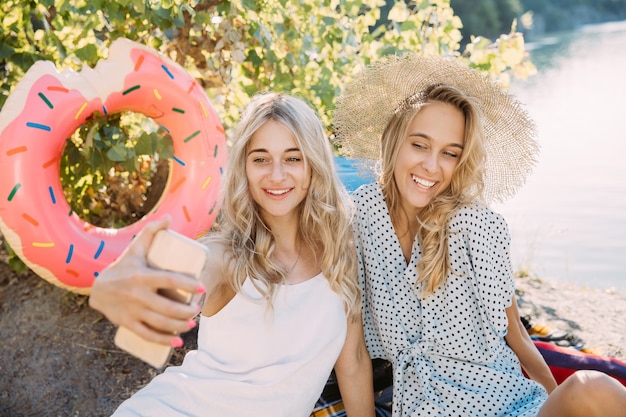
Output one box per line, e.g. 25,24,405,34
332,54,539,203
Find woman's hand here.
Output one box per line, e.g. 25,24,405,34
89,217,205,346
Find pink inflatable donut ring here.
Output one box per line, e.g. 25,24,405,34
0,38,227,294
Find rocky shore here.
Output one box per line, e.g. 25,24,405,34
515,273,626,361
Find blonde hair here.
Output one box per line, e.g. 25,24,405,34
204,92,360,318
379,85,486,296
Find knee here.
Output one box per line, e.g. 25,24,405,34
560,370,626,412
563,370,610,395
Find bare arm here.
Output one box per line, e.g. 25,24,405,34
88,217,205,346
333,315,376,417
504,294,558,393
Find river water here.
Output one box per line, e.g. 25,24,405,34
337,20,626,291
493,20,626,291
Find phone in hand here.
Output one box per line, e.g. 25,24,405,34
114,229,208,369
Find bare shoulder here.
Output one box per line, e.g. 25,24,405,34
197,238,237,316
196,237,233,287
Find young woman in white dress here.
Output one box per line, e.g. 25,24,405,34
91,92,375,417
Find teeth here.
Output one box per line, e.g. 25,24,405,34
266,189,290,195
412,175,435,188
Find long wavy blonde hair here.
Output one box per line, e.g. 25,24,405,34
203,92,360,318
379,85,487,296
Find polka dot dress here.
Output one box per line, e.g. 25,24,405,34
352,183,548,417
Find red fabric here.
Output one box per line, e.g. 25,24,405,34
532,341,626,386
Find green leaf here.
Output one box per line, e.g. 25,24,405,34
193,11,212,26
134,132,156,155
3,241,29,275
121,155,138,172
0,43,16,59
131,0,145,13
75,43,98,62
106,143,129,162
154,135,174,157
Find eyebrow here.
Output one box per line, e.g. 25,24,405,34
247,147,301,156
409,132,465,150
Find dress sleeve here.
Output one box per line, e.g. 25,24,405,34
450,205,516,341
351,186,388,360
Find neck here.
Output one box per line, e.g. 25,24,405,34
391,205,419,239
274,234,303,276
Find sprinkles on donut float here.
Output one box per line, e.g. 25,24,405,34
0,38,227,294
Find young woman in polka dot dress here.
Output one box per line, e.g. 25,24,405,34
333,55,626,417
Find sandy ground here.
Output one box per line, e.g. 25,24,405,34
0,248,624,416
514,273,626,361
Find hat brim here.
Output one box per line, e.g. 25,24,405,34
333,54,539,203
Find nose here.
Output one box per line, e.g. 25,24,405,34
269,161,286,181
422,152,438,172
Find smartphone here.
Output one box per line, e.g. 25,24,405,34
114,229,208,369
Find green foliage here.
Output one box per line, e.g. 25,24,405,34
61,112,173,228
3,240,30,275
1,0,534,129
0,0,534,235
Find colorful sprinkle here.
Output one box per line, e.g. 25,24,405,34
74,102,88,120
219,166,223,175
38,92,54,109
49,186,56,204
214,144,218,158
153,88,162,100
172,156,185,166
47,86,69,93
66,244,74,263
170,177,186,193
186,81,196,94
7,146,27,156
7,184,21,201
26,122,51,131
201,176,212,190
172,107,185,114
66,269,79,277
22,213,39,226
102,105,108,115
199,100,208,118
122,85,141,95
161,64,174,79
182,205,191,222
94,240,105,259
183,130,200,143
209,201,217,215
32,242,55,248
159,124,171,134
134,55,145,72
94,271,99,277
42,158,56,169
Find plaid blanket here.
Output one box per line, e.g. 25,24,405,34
311,397,392,417
310,359,393,417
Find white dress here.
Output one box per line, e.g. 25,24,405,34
112,273,347,417
352,183,548,417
